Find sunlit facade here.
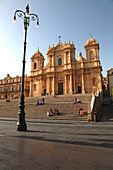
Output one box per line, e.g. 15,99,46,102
107,68,113,100
30,36,102,96
0,74,30,99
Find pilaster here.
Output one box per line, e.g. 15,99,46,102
64,75,67,94
70,74,73,94
82,70,85,94
29,80,33,97
52,77,55,95
40,79,42,96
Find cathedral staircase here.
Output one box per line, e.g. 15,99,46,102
0,94,92,121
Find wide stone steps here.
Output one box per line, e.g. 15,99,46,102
0,94,92,121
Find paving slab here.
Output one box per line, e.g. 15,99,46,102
0,119,113,170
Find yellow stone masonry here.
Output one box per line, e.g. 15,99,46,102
30,36,102,97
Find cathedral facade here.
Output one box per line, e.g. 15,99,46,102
30,36,102,97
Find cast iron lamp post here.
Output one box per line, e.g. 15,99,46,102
13,4,39,131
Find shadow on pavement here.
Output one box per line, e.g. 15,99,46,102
13,135,113,149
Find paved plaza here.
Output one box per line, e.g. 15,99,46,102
0,118,113,170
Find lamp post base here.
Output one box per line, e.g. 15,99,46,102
16,122,27,131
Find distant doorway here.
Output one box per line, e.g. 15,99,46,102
5,95,7,99
58,83,63,95
78,86,82,93
44,89,46,96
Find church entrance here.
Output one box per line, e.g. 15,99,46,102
78,86,82,93
44,89,46,96
58,83,63,95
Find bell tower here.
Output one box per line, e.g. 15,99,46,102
84,35,100,61
31,48,45,76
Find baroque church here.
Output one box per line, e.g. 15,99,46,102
29,35,102,97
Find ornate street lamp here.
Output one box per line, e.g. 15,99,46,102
13,4,39,131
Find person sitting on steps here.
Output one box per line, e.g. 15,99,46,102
77,108,84,116
36,100,39,106
53,108,59,115
77,98,81,103
74,98,77,103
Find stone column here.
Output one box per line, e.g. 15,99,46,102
30,80,33,97
52,55,55,66
49,56,51,67
82,71,85,93
86,50,88,59
97,48,99,60
70,74,73,94
52,77,55,95
69,51,71,63
73,72,76,94
40,79,42,96
64,75,67,94
64,52,67,65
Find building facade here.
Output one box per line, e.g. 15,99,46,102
0,74,30,99
30,36,102,97
107,68,113,100
102,77,108,96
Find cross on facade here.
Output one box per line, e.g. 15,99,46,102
58,35,61,42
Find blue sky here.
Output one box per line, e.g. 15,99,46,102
0,0,113,79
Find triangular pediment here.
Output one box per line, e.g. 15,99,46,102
55,43,63,51
47,43,64,54
85,36,97,46
31,50,44,60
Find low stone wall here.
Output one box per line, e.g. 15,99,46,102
89,91,103,121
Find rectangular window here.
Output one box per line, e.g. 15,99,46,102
0,87,2,92
6,87,8,92
12,86,14,92
93,78,96,86
58,58,62,66
7,80,8,83
19,85,21,91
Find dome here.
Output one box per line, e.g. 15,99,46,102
78,52,82,56
76,52,86,62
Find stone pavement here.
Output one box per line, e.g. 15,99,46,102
0,118,113,170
